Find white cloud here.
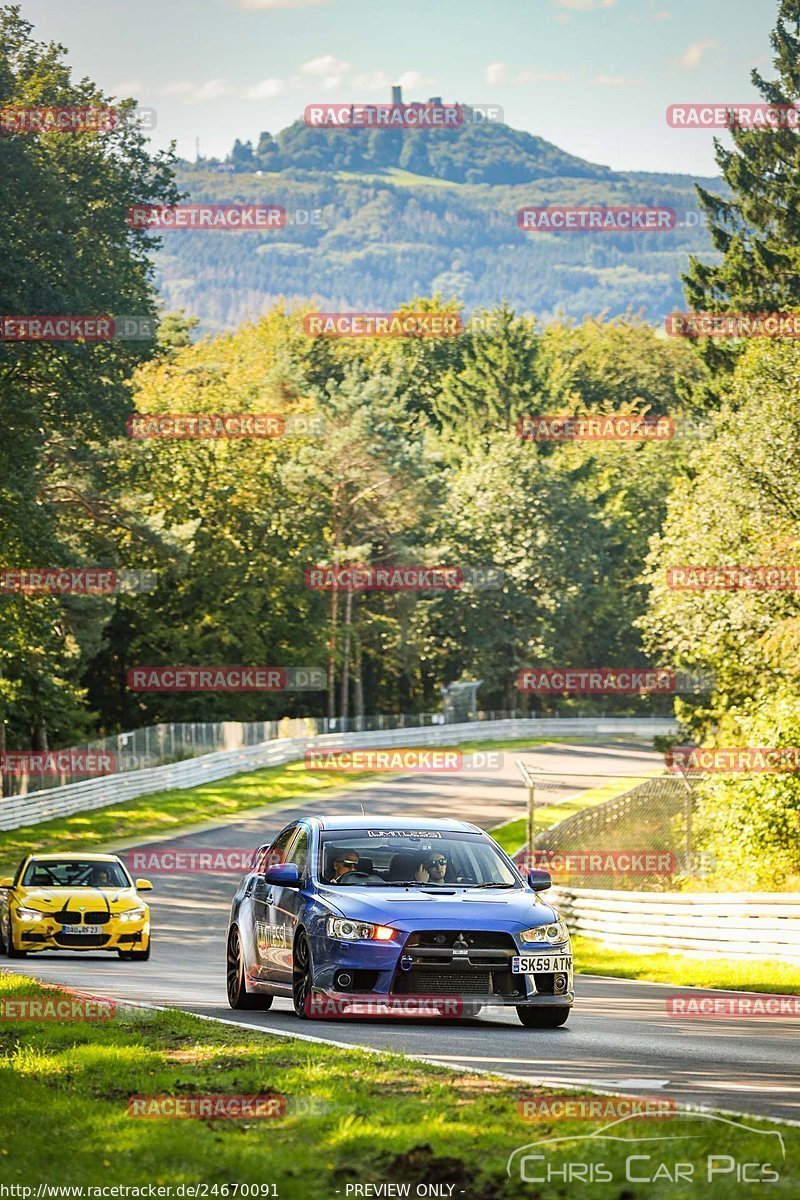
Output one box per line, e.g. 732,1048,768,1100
679,39,717,70
244,77,287,99
485,62,510,85
518,68,573,83
484,62,572,85
553,0,615,9
298,54,350,89
351,70,392,91
110,79,143,95
396,70,434,91
239,0,329,9
158,78,234,104
593,74,641,86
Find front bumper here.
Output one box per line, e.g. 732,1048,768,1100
14,915,149,953
310,926,574,1009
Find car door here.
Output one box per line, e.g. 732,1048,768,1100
252,825,297,980
268,824,310,987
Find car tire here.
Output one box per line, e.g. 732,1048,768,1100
226,928,273,1011
516,1005,570,1028
119,943,151,961
4,917,26,958
292,931,314,1019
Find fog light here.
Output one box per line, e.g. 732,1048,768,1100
554,973,568,993
335,971,353,990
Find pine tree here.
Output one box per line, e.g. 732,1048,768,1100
683,0,800,368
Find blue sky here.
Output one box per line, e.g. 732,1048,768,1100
22,0,778,175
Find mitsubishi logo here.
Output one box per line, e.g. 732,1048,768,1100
452,933,470,957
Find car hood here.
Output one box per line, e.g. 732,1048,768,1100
320,886,559,931
17,887,142,913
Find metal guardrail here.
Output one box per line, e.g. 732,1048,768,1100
0,716,677,831
550,886,800,963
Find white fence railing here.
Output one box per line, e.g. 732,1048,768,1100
551,886,800,963
0,716,677,832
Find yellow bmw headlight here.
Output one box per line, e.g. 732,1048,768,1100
119,907,147,923
16,907,44,922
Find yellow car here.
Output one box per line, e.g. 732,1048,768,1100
0,853,153,960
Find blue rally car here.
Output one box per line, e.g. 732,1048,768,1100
226,816,574,1027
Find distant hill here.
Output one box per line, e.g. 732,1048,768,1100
152,102,723,334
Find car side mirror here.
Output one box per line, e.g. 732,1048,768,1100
135,878,153,891
264,863,301,888
0,877,13,889
528,869,552,891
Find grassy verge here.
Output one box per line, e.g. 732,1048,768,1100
572,935,800,994
490,775,650,856
0,972,795,1197
0,734,568,874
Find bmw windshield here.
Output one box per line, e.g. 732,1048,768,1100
317,829,520,888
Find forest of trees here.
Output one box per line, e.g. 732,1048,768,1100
2,1,800,886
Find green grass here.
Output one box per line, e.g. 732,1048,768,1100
489,775,650,855
0,734,567,875
0,973,795,1197
572,935,800,994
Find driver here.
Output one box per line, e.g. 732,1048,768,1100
415,852,448,883
329,849,360,883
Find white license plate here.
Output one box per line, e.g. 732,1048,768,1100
512,954,572,974
62,925,103,935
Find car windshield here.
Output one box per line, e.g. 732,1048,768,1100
317,829,520,888
22,860,130,889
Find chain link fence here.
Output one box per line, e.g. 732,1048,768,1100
3,708,534,797
527,772,709,890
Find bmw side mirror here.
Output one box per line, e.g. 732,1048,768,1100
264,863,301,888
528,869,552,891
135,878,153,891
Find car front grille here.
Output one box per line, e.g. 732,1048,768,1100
56,909,111,926
390,930,525,999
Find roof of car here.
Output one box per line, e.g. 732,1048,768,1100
313,816,482,833
26,853,123,863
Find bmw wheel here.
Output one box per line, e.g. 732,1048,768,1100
226,928,272,1011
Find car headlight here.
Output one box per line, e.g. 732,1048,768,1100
16,907,44,922
327,918,394,941
520,917,570,944
119,907,147,923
